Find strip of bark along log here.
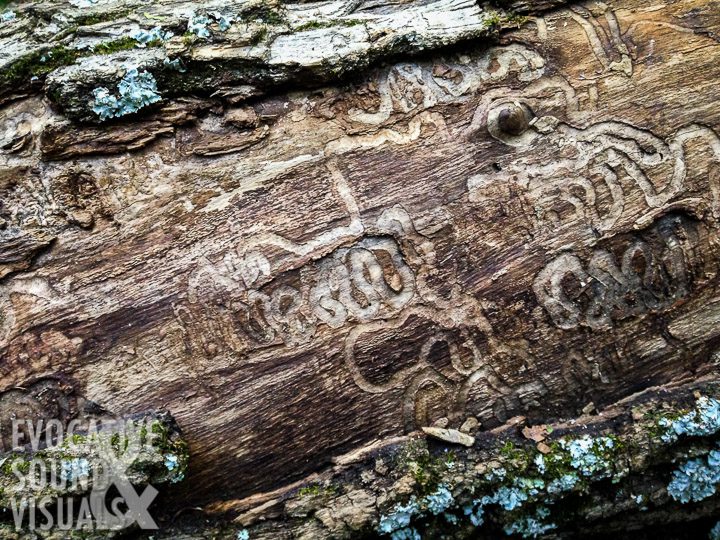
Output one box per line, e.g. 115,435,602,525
1,0,720,537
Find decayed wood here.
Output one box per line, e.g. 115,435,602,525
186,378,720,540
1,0,514,122
0,0,720,536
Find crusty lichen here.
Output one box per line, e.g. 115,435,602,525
5,0,505,122
368,391,719,539
231,384,720,540
0,412,189,534
0,46,79,92
91,68,162,121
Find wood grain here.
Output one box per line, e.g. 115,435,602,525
0,0,719,534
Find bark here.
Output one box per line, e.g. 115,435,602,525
0,0,719,538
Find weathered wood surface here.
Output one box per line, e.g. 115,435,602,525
1,0,720,536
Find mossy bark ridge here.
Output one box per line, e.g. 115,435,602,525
0,0,719,538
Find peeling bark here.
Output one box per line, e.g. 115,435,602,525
0,0,719,537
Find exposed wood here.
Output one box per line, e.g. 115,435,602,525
0,0,719,537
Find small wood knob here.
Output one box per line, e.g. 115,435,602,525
497,105,529,136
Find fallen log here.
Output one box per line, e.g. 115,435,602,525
0,0,719,537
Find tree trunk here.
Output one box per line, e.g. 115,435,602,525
1,0,719,538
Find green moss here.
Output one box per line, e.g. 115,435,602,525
143,12,170,22
91,35,166,56
92,36,141,55
398,441,456,495
46,84,63,104
652,409,687,440
71,433,85,445
500,12,530,28
244,5,286,25
258,11,285,25
536,442,575,479
249,26,268,45
60,433,87,448
488,435,627,497
0,46,79,88
298,483,337,498
109,432,121,453
499,440,533,471
4,457,31,475
340,18,365,27
150,420,171,449
485,11,503,28
75,9,131,26
295,20,325,31
295,19,364,32
150,420,189,473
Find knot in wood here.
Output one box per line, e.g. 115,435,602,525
497,105,529,136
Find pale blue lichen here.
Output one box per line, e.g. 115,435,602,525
390,528,421,540
187,10,233,38
504,506,557,539
1,10,16,23
560,435,615,476
163,57,187,72
92,68,161,121
164,454,179,471
659,396,720,444
164,453,185,483
534,454,546,474
493,486,528,511
710,520,720,540
485,466,507,482
424,484,454,515
171,471,185,484
667,449,720,503
546,473,579,494
209,11,234,31
378,498,420,535
516,477,545,494
463,500,485,527
378,485,455,536
485,478,544,512
60,458,90,482
187,11,211,38
130,26,174,46
237,530,250,540
633,493,648,511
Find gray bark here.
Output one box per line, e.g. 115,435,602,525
0,0,719,537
